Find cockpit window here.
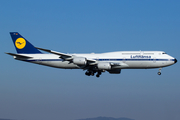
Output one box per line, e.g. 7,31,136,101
162,52,167,54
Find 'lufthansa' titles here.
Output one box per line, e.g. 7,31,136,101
131,55,151,59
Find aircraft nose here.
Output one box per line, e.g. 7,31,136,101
174,58,177,63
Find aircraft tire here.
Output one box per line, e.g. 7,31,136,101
96,74,100,78
158,72,161,75
85,72,90,76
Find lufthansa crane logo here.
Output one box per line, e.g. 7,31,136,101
15,38,26,49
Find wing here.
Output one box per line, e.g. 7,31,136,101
35,47,72,60
35,47,97,65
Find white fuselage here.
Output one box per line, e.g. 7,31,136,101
16,51,175,69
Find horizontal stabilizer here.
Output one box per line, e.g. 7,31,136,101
6,53,33,58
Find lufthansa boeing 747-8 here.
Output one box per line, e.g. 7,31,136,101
6,32,177,77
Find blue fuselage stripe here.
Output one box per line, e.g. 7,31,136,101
25,59,175,62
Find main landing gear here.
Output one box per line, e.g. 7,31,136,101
85,70,102,78
157,68,162,75
85,70,94,76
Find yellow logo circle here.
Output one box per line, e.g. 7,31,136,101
15,38,26,49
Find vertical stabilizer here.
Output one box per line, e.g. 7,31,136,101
10,32,42,54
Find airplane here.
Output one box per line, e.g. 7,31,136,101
6,32,177,77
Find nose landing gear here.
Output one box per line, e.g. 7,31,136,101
157,68,162,75
158,72,161,75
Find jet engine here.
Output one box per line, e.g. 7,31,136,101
73,57,87,65
97,62,111,70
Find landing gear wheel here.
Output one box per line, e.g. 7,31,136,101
85,70,95,76
158,72,161,75
96,74,100,78
98,71,102,75
85,71,90,76
96,71,102,78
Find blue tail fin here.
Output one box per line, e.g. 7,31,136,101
10,32,42,54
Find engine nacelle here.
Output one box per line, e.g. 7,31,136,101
97,62,111,70
73,57,87,65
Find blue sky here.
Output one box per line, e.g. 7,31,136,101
1,0,180,120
